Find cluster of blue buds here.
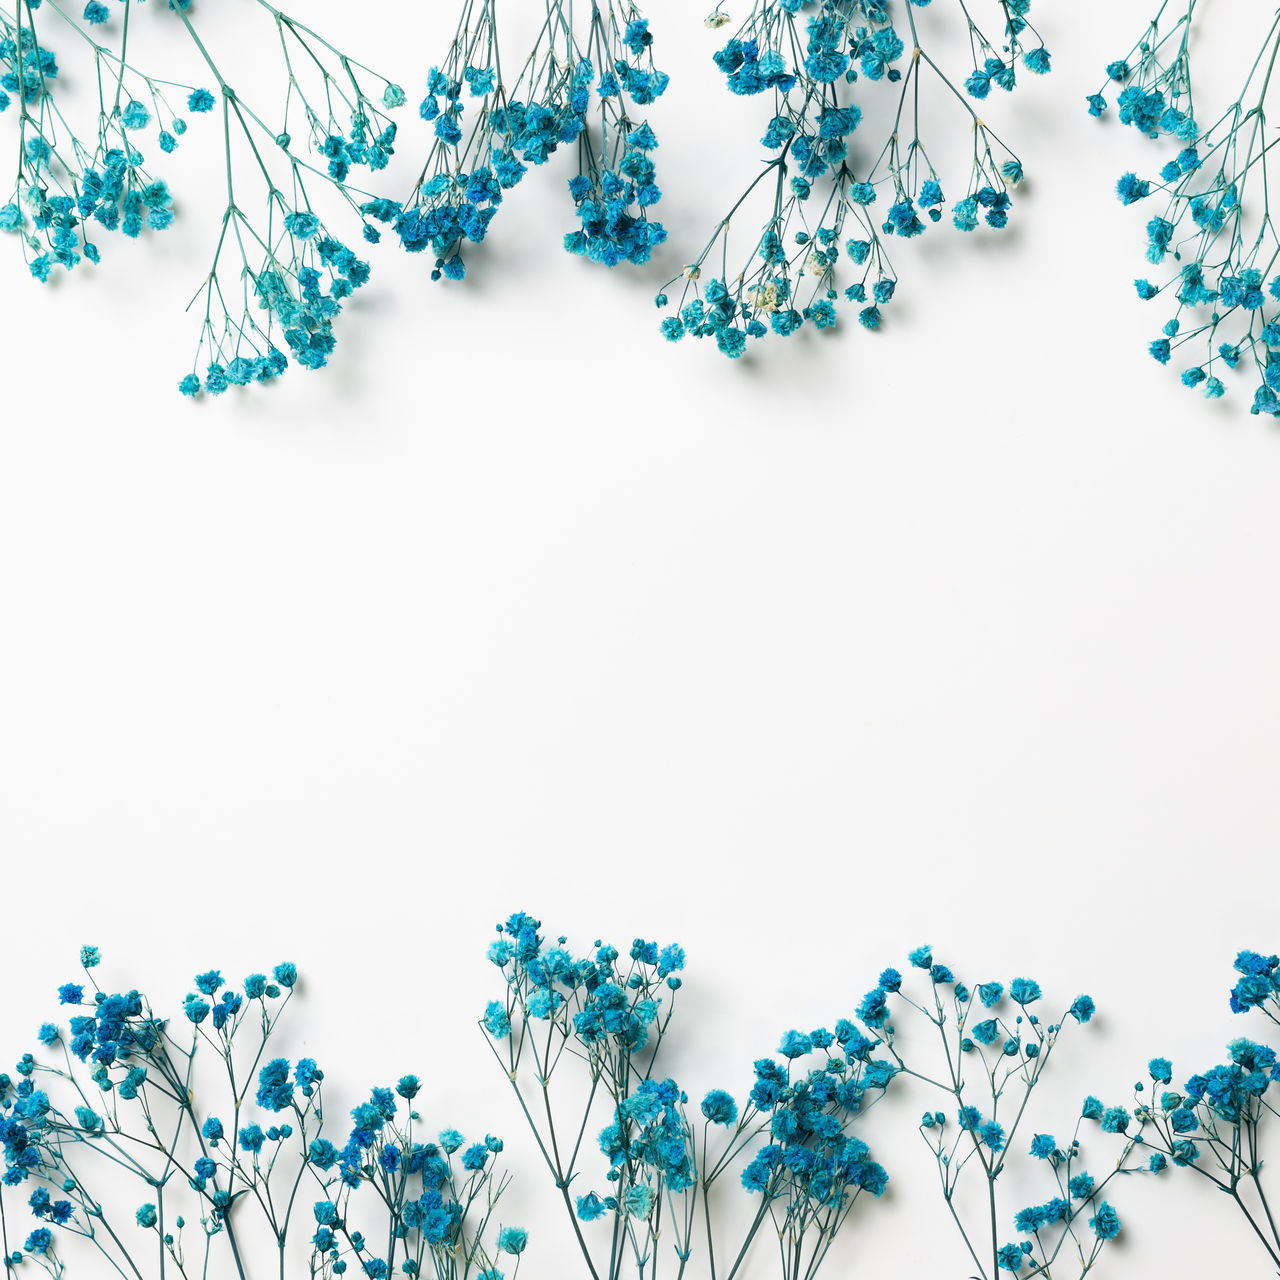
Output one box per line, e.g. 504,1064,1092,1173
181,231,370,397
0,12,211,286
1089,948,1280,1271
13,927,1280,1280
1231,949,1280,1016
308,1081,516,1280
314,105,399,186
0,0,404,397
17,0,1280,404
660,0,1046,355
858,947,1115,1280
562,13,669,269
376,50,533,279
378,47,582,277
382,2,668,283
0,23,58,108
483,914,689,1270
586,1077,696,1226
171,0,404,400
1,948,517,1280
735,1023,892,1232
483,911,889,1280
1093,3,1280,415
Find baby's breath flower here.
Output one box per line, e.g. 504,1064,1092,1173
663,0,1044,357
1091,947,1280,1269
483,911,891,1280
373,0,667,284
3,948,519,1279
863,951,1115,1280
0,0,403,396
1094,4,1280,415
0,3,204,288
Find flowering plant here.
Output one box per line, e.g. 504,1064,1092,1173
173,3,402,398
480,912,893,1280
0,0,403,398
1088,948,1280,1271
0,949,520,1280
1,0,197,281
657,0,1050,356
371,0,668,282
15,929,1280,1277
0,0,1057,396
852,947,1121,1279
1093,2,1280,414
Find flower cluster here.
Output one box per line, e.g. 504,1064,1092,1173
562,8,668,269
726,1025,892,1279
0,0,207,283
482,912,890,1280
175,2,403,396
855,948,1119,1279
17,928,1280,1280
307,1092,517,1280
1093,3,1280,414
183,219,372,398
14,0,1210,394
1090,948,1280,1271
481,913,697,1276
1231,949,1280,1021
658,0,1048,357
0,949,517,1280
0,0,403,398
366,0,666,285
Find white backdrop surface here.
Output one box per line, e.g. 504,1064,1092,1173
1,0,1278,1275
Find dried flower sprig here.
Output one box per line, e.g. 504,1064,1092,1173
0,0,206,282
657,0,1048,357
367,0,667,283
1088,949,1280,1271
0,0,404,399
173,1,405,397
854,947,1119,1280
0,949,521,1280
1093,2,1280,415
0,0,1080,394
480,912,893,1280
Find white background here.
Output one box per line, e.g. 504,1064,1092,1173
1,0,1279,1275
